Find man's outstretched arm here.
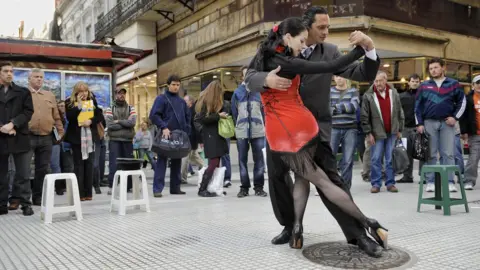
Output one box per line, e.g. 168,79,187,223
245,66,292,93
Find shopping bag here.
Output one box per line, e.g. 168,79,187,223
218,116,235,138
197,167,226,196
411,132,430,161
392,138,409,173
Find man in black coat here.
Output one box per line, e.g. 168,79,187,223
245,7,382,257
0,62,35,216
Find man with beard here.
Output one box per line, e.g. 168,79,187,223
245,7,382,257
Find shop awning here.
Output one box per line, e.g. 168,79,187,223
0,38,153,71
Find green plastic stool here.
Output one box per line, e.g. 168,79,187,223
417,165,469,216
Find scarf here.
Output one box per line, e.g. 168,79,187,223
80,126,94,160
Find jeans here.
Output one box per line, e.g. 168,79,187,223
370,134,396,188
2,152,32,207
153,157,181,193
356,131,366,163
138,148,156,169
27,135,53,201
330,128,357,189
454,134,465,174
424,120,455,184
221,138,231,181
50,144,61,174
237,137,265,189
465,134,480,186
108,141,134,188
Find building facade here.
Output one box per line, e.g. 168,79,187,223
73,0,480,123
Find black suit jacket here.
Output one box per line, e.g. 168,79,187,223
0,83,34,154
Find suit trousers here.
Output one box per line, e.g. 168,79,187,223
266,139,365,242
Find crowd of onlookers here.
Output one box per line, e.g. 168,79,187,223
1,55,479,216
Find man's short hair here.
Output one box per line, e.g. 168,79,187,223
167,75,181,85
0,61,13,70
408,73,421,81
28,68,44,77
427,58,445,67
376,71,388,80
302,6,328,29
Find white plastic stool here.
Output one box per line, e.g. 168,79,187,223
40,173,83,224
110,170,150,215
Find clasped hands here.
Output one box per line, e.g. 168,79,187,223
265,31,374,91
0,122,16,136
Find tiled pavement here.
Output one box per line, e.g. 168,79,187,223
1,161,480,270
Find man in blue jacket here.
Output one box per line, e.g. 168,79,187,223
149,75,191,197
415,58,466,193
231,66,267,198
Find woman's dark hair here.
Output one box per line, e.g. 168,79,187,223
302,6,328,29
249,17,307,71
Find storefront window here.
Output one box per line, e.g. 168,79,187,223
378,58,425,81
446,62,471,83
181,67,243,99
119,72,158,126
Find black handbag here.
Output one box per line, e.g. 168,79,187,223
392,138,410,173
151,95,191,159
411,132,430,161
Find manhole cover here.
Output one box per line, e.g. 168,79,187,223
303,241,413,269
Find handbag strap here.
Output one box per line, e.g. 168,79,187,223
164,94,185,130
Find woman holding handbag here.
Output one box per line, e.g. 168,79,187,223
194,80,229,197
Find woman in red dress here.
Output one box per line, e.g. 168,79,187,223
248,17,388,249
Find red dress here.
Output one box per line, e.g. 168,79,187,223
261,75,319,153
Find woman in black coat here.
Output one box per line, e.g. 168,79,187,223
64,82,103,201
194,80,229,197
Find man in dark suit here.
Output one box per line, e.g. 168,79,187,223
245,7,382,257
0,62,35,216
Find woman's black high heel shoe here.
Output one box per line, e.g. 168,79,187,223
366,218,388,249
289,224,303,249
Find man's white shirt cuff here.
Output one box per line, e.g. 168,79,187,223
364,48,377,61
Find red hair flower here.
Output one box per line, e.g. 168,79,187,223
272,25,279,33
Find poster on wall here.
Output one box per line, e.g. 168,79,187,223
64,73,111,109
13,69,62,100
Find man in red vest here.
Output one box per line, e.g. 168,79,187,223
360,71,404,193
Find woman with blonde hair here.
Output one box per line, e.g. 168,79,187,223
194,80,229,197
64,82,104,201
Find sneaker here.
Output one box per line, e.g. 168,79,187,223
153,192,163,198
465,183,474,190
425,183,435,192
107,188,112,195
223,181,232,188
387,185,399,193
237,188,249,198
254,188,268,197
449,183,457,193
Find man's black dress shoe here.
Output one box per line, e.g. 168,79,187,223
355,234,383,257
21,206,34,216
171,190,186,195
0,206,8,215
271,227,292,245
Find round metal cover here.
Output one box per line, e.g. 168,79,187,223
302,241,413,269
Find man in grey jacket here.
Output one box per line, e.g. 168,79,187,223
245,6,382,257
105,88,137,195
361,72,404,193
